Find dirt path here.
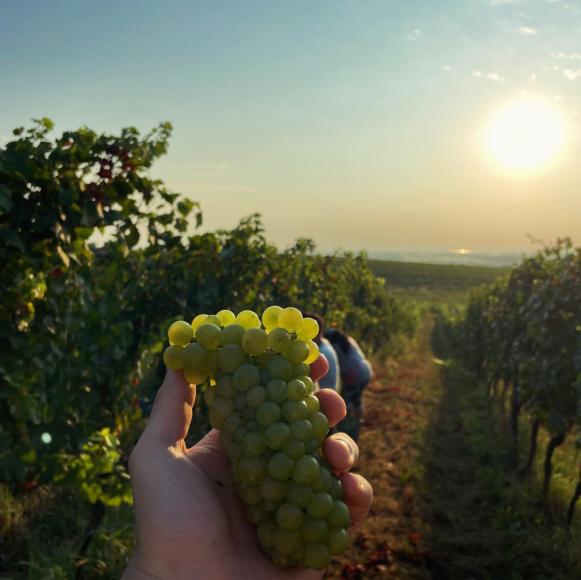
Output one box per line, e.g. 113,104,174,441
325,319,580,580
326,320,439,579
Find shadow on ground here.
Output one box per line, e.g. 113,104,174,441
419,361,580,580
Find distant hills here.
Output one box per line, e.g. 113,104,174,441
365,249,526,268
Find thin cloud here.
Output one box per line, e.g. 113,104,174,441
406,28,424,40
563,69,581,80
550,51,581,60
489,0,520,5
442,64,452,72
518,26,538,35
472,70,505,81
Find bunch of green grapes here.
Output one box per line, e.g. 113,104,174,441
162,306,350,570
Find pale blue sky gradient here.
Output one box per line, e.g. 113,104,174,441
1,0,579,251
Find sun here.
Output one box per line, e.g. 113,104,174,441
483,98,567,172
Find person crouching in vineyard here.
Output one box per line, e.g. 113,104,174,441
303,313,342,393
324,329,373,442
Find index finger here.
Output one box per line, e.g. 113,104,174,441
316,388,346,427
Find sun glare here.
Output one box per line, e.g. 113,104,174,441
484,98,566,172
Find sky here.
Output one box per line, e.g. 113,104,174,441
1,0,580,253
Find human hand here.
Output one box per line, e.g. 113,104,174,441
123,362,373,580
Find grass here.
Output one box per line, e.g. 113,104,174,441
420,363,580,579
368,259,510,307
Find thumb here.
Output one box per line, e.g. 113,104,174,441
142,369,197,448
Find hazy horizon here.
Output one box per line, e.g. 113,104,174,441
1,0,580,252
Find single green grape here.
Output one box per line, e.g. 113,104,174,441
239,485,262,505
267,327,292,353
218,344,247,373
291,419,314,443
286,379,307,401
216,309,236,326
327,528,349,555
293,455,320,485
215,374,236,398
222,412,242,434
298,375,315,394
309,412,329,441
282,400,309,422
260,475,288,502
235,310,261,329
212,397,234,420
291,363,310,379
312,466,332,493
163,345,184,369
305,340,320,364
246,386,267,408
242,431,266,457
196,323,222,349
191,314,208,334
267,356,293,381
327,500,350,528
328,476,343,500
262,305,283,329
286,340,309,364
256,401,282,427
297,317,320,341
168,320,193,346
286,481,314,508
307,492,333,518
262,499,279,513
276,502,304,530
184,365,207,385
302,542,330,570
266,378,287,404
268,452,295,480
234,425,248,443
264,422,291,450
182,343,209,370
305,394,320,414
219,324,245,345
233,363,260,391
273,527,303,555
242,327,268,356
284,439,306,460
237,457,267,485
305,438,320,454
302,516,329,542
278,307,303,333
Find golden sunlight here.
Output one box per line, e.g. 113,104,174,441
483,98,566,172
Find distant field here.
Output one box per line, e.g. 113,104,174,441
368,259,510,305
